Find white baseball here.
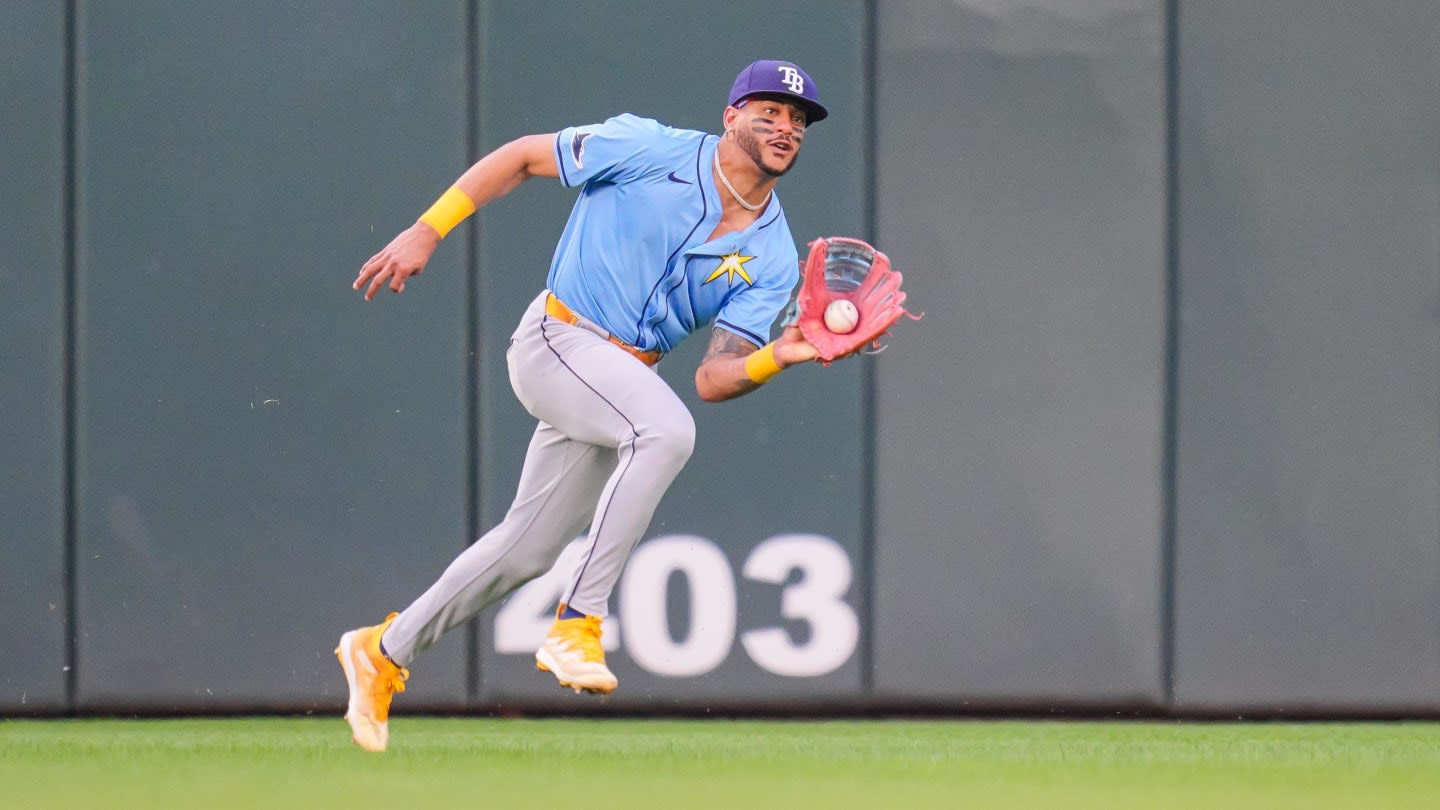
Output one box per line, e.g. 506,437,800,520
823,299,859,334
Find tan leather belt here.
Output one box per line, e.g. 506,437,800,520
545,292,663,366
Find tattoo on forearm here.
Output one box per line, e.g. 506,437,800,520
702,329,764,396
703,329,760,363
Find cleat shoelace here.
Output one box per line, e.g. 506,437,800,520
366,614,410,721
554,615,606,662
380,666,409,695
368,662,408,723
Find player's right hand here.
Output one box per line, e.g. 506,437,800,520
354,223,442,301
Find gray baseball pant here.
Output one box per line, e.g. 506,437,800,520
381,290,696,667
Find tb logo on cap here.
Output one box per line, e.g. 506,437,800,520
778,65,805,94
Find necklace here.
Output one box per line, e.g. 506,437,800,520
713,151,770,212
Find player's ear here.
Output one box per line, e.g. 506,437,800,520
722,105,740,134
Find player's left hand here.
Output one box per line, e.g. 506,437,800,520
793,236,919,365
773,324,820,368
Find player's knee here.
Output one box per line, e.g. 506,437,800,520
638,413,696,468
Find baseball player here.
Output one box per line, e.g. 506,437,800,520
336,59,828,752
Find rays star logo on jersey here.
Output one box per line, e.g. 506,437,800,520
704,252,756,286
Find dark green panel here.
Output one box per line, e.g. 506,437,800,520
873,0,1166,702
473,0,868,705
0,3,67,711
75,1,469,709
1174,0,1440,708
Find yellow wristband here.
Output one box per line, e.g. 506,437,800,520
743,343,783,384
418,186,476,238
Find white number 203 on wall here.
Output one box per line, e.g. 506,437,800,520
494,533,859,678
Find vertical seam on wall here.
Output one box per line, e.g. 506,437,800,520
62,0,79,714
1161,0,1181,708
859,0,879,696
464,0,482,707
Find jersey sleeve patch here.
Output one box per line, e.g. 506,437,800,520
554,114,661,188
571,131,593,168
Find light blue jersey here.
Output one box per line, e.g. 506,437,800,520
548,114,799,353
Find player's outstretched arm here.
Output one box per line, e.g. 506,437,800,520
354,134,559,301
694,325,817,402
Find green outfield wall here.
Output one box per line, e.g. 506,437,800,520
1,0,68,713
873,0,1166,706
2,0,1437,715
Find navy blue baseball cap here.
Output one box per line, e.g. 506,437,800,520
727,59,829,123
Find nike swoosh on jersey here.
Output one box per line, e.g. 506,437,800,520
666,171,692,184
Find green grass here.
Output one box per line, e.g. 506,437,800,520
3,717,1439,809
